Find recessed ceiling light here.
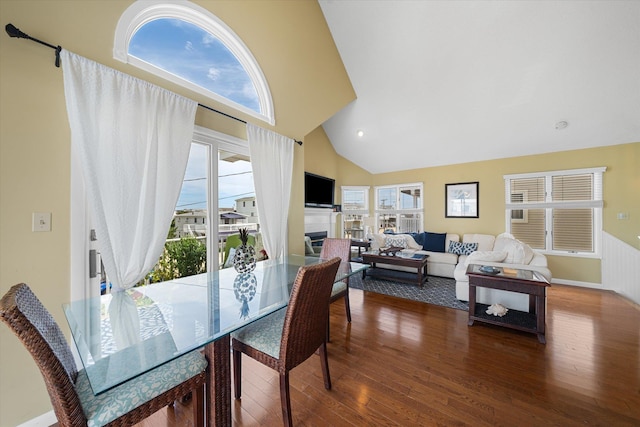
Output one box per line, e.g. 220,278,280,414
356,130,364,137
555,121,568,130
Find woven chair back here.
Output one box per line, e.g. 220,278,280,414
280,257,340,371
0,283,86,425
319,238,351,263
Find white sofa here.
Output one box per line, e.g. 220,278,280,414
453,233,552,312
368,232,552,313
369,232,461,278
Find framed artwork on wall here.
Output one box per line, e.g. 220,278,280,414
445,182,479,218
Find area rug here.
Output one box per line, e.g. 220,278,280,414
349,272,469,311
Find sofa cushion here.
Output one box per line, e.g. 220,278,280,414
494,236,534,264
422,251,459,265
422,232,447,252
463,250,508,267
462,234,496,251
448,241,478,255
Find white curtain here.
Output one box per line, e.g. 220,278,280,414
246,123,294,260
61,50,197,291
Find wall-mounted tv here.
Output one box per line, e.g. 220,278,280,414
304,172,335,208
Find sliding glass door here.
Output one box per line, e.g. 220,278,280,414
71,126,255,298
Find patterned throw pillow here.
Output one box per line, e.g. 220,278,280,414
448,241,478,255
385,236,408,248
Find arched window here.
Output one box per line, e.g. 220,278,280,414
114,0,274,125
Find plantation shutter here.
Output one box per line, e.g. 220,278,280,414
506,177,545,249
551,173,597,252
505,168,604,254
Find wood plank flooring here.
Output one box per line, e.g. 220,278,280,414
103,283,640,426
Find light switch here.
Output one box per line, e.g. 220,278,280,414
32,212,52,232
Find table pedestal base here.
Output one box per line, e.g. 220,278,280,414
205,336,231,426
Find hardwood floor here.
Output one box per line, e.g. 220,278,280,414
132,283,640,426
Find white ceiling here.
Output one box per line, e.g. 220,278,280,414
319,1,640,174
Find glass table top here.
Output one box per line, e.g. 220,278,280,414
466,263,549,283
63,255,368,395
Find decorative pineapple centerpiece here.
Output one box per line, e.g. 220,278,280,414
234,272,257,319
233,228,257,273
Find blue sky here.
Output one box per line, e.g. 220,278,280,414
176,144,255,210
130,18,259,111
129,18,258,210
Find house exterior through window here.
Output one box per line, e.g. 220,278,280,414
374,183,423,234
341,186,370,240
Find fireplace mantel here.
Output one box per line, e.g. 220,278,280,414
304,207,341,238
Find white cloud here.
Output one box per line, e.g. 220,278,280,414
185,41,194,52
207,67,221,81
202,33,216,46
242,82,257,99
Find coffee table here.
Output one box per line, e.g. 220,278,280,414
466,264,550,344
361,251,429,287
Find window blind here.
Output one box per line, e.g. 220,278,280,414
504,167,605,254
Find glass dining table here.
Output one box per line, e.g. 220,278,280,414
63,255,368,426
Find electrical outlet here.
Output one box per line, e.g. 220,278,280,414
617,212,629,220
32,212,52,232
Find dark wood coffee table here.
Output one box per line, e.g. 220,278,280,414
466,264,550,344
361,251,429,287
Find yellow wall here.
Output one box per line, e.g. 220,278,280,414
303,126,373,204
0,1,354,425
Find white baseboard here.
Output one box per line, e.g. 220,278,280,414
17,411,56,427
552,278,605,290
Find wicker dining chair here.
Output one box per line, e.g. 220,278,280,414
231,257,341,427
0,283,207,427
319,238,353,338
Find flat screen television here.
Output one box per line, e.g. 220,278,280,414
304,172,335,208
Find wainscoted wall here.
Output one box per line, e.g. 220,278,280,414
602,232,640,306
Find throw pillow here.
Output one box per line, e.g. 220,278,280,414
422,232,447,252
448,241,478,255
494,236,534,264
385,236,408,248
304,236,315,255
409,232,425,247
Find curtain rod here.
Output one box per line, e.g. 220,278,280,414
5,23,303,146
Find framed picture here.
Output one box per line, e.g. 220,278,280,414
445,182,479,218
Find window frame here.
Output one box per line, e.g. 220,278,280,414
341,186,370,214
374,182,423,234
113,0,275,125
504,167,606,258
341,186,370,240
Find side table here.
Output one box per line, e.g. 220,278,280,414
350,239,371,261
466,264,550,344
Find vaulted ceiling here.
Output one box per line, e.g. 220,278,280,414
319,1,640,174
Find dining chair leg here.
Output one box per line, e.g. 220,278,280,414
318,342,332,390
233,349,242,399
192,384,205,427
279,372,293,427
344,291,352,323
